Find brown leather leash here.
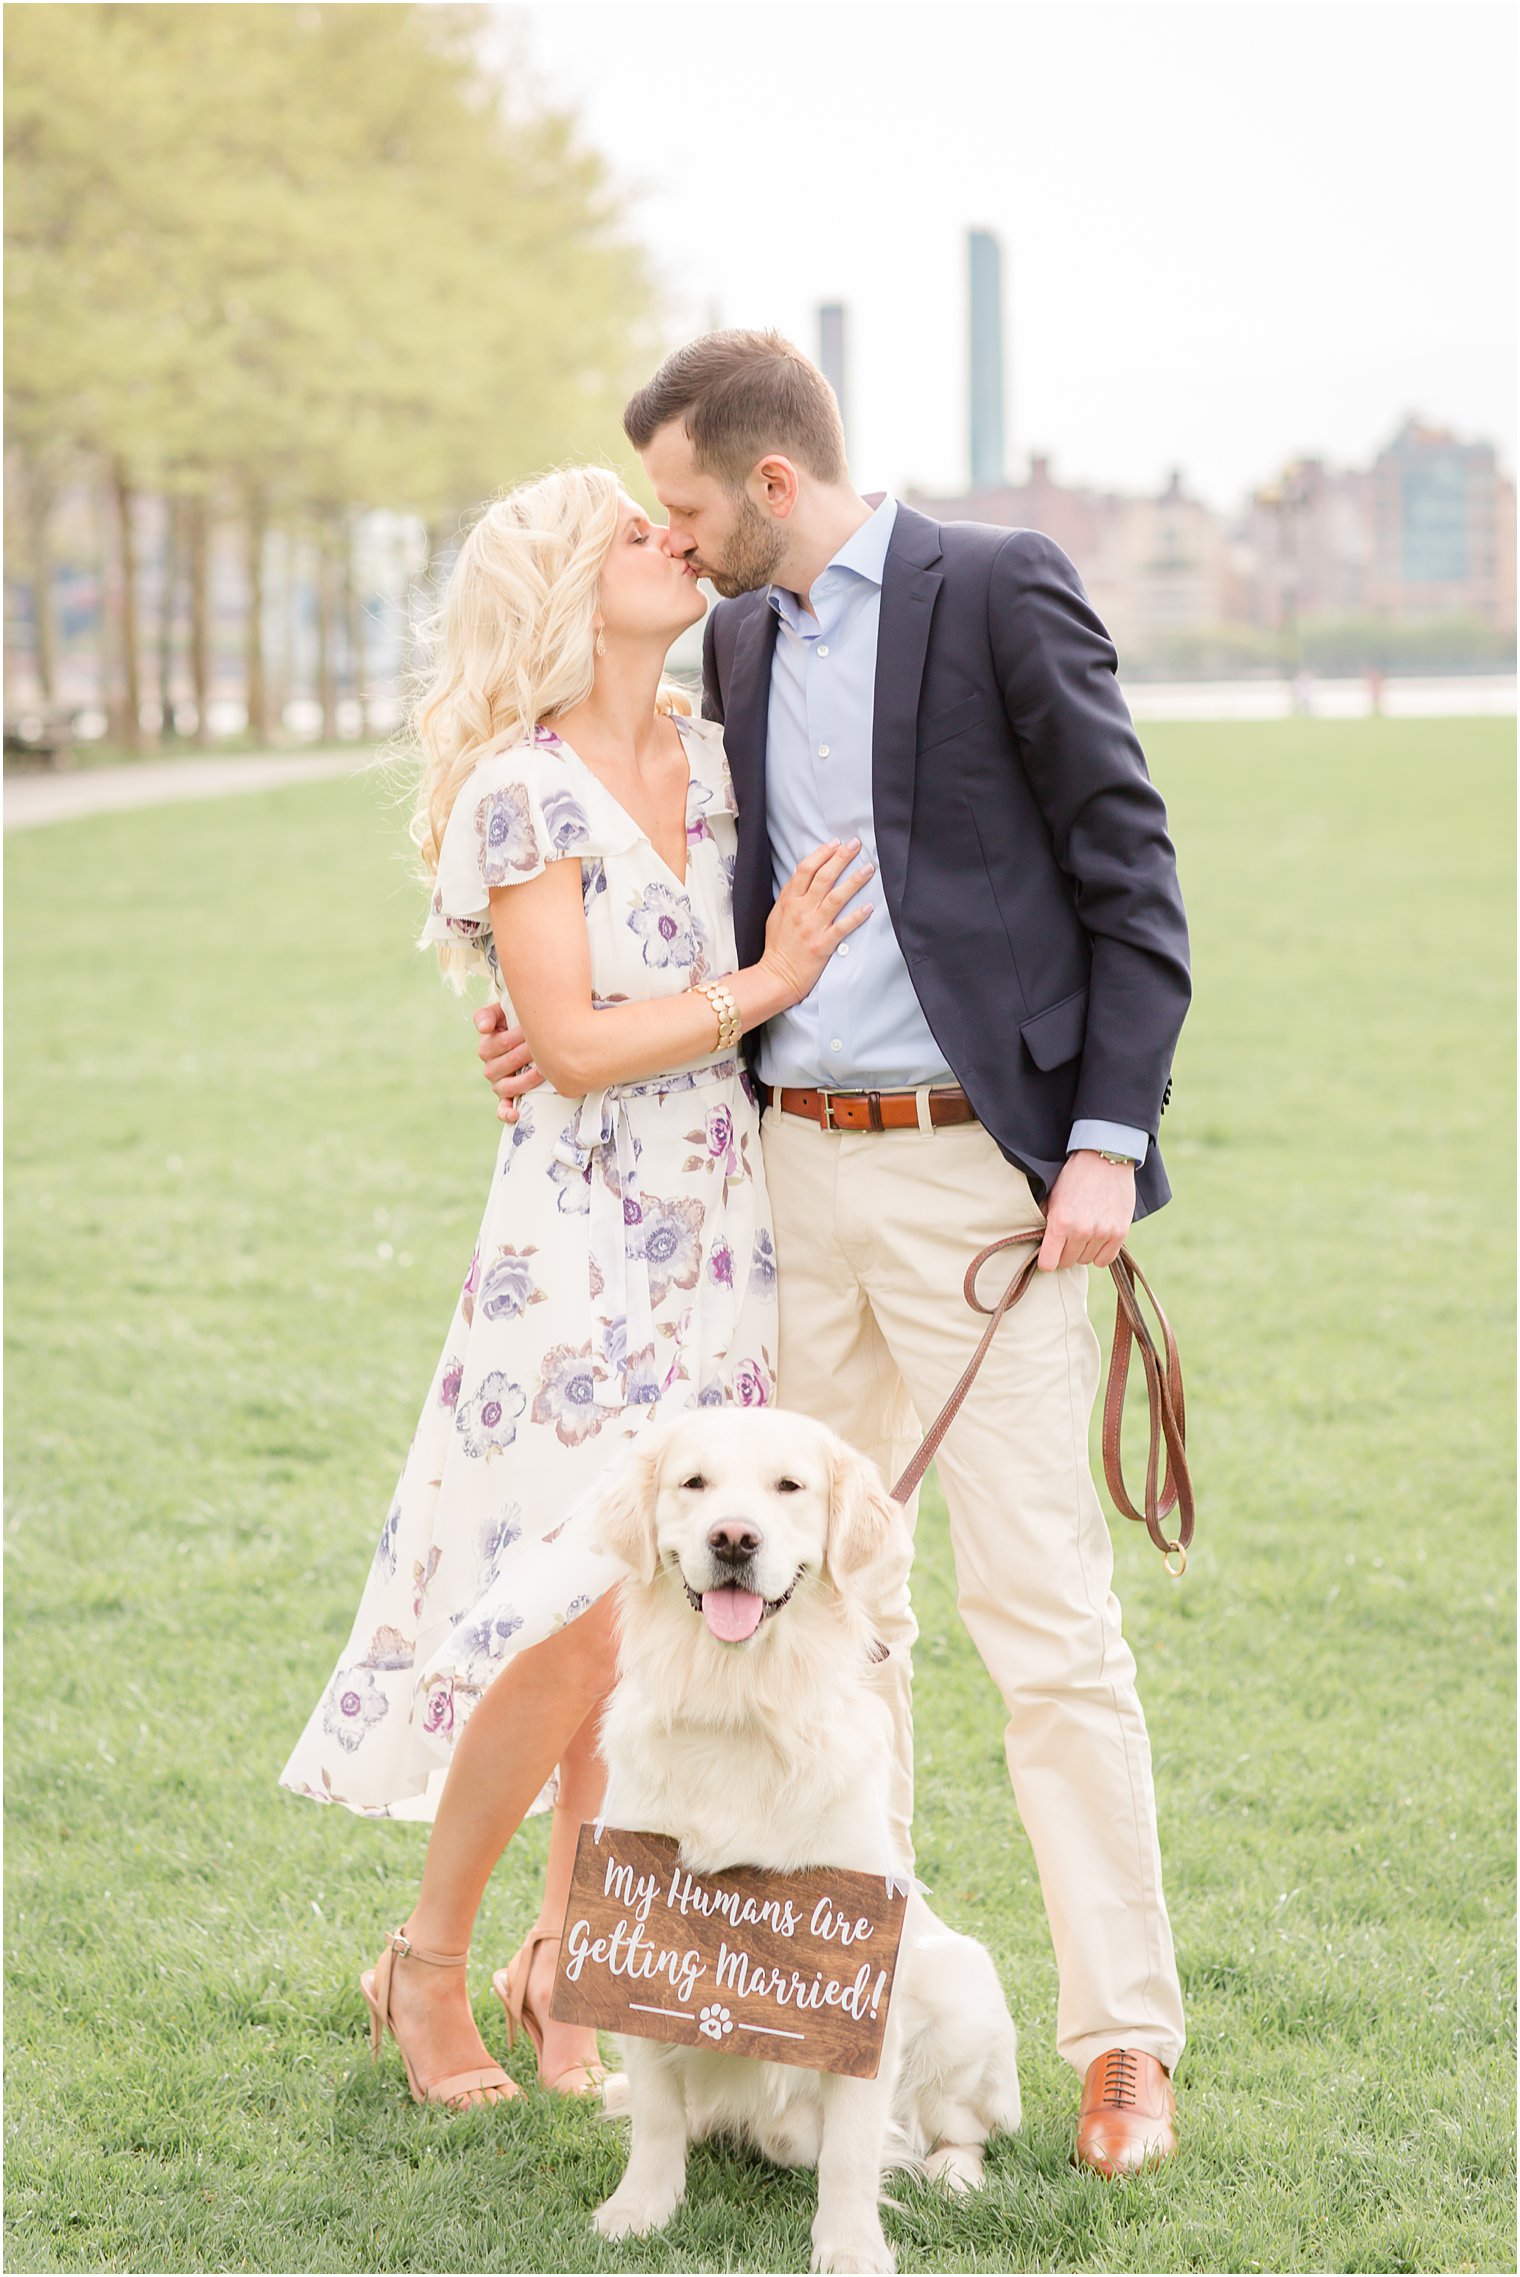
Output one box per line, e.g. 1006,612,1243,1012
887,1231,1195,1576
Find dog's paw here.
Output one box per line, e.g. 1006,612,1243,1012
924,2141,986,2193
810,2227,895,2275
598,2070,631,2119
593,2181,684,2241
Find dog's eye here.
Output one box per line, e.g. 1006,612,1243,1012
775,1477,804,1494
679,1473,707,1492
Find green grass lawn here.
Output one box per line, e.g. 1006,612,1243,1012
5,718,1514,2273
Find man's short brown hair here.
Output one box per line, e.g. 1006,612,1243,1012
623,330,847,489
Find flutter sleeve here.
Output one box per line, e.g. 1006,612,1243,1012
419,743,594,950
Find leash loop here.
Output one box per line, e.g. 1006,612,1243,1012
888,1230,1195,1573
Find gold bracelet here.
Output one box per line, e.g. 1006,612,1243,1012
698,978,742,1052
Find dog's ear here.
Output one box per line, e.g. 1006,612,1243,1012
824,1432,906,1591
591,1427,668,1584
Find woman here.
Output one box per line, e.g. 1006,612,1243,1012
280,466,875,2108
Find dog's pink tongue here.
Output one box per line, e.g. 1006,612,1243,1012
702,1586,766,1644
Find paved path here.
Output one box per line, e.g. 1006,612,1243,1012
1126,673,1515,723
4,752,364,834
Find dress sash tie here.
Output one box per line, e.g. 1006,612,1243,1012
549,1056,744,1409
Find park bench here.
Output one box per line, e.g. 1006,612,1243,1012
3,704,78,769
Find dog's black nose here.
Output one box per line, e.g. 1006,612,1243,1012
707,1520,761,1565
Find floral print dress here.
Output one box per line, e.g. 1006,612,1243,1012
280,714,777,1820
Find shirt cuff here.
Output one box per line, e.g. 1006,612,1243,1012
1068,1119,1149,1167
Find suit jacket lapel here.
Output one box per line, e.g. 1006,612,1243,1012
872,507,943,915
724,598,779,963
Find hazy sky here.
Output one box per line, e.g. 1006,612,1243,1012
491,0,1516,512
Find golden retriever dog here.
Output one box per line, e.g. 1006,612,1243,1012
588,1408,1020,2276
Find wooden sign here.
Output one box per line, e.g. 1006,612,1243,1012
549,1825,910,2080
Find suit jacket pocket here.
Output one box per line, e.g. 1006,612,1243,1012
1019,985,1089,1071
916,693,980,755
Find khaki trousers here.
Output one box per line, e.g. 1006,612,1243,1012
760,1106,1185,2078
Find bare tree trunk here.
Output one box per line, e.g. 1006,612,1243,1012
22,455,57,707
112,457,144,753
343,511,366,740
271,523,296,738
19,453,72,766
244,478,268,744
316,513,338,743
159,493,180,740
281,525,303,736
187,491,210,748
88,475,125,745
427,516,456,588
393,521,417,705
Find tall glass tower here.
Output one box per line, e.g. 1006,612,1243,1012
968,229,1007,490
817,301,848,455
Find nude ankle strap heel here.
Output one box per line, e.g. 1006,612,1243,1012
360,1925,516,2110
494,1927,608,2097
382,1927,470,1969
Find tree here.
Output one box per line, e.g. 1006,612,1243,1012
4,3,661,755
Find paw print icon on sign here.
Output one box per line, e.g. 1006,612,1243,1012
698,2004,734,2041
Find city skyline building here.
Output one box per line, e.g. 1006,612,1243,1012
908,414,1516,671
1369,420,1516,632
816,301,848,459
967,228,1007,492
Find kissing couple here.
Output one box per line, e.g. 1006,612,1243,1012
281,327,1191,2174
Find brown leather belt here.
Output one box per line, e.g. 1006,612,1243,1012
761,1083,978,1133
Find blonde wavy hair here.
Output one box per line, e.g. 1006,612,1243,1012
407,464,691,985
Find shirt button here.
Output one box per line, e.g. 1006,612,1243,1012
818,743,830,758
817,644,830,657
830,1038,843,1052
837,944,850,957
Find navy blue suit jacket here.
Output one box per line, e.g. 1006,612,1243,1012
701,503,1191,1220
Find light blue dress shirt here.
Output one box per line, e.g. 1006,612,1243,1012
754,494,1149,1165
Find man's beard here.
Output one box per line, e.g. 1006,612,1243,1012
700,493,789,598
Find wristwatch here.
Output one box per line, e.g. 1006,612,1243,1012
1096,1149,1138,1167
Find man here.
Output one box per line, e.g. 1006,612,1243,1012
478,332,1189,2172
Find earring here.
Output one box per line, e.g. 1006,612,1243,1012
595,628,606,658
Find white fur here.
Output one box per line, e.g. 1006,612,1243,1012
588,1409,1021,2275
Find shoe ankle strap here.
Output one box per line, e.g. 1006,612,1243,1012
385,1926,469,1968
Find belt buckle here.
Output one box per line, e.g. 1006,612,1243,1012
817,1087,842,1132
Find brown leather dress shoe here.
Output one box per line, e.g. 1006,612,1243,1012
1076,2048,1177,2175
